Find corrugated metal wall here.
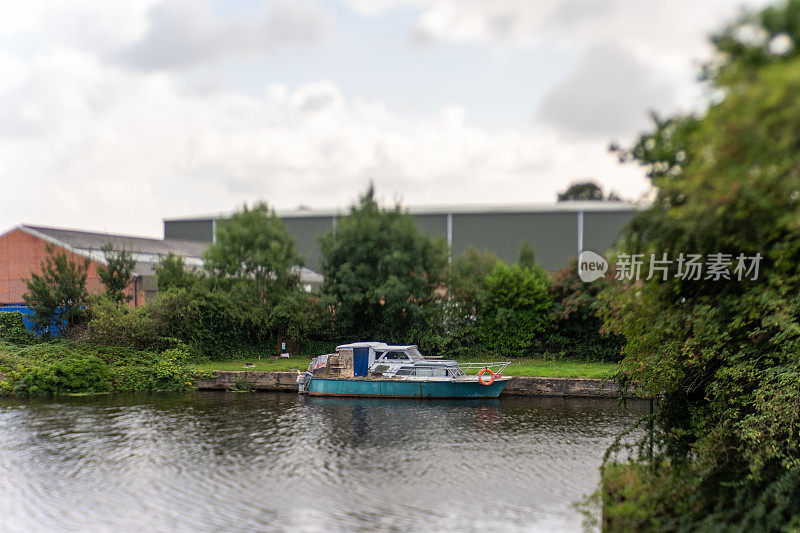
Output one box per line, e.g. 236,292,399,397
164,208,636,272
583,211,632,255
282,216,335,271
451,211,578,272
164,220,215,242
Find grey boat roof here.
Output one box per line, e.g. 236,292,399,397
336,342,389,350
336,342,422,352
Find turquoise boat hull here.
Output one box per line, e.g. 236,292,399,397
307,377,509,398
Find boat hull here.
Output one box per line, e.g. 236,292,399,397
307,377,510,398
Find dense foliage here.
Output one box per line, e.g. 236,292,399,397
204,202,302,303
97,243,136,303
154,252,200,292
544,261,623,362
0,312,35,345
557,181,621,202
476,262,551,357
320,186,448,345
601,2,800,528
23,245,90,336
0,341,196,396
8,194,616,377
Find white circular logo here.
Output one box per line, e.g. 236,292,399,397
578,251,608,282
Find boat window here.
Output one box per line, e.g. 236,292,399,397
406,347,423,361
382,351,410,361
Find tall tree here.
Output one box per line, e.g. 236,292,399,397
556,180,623,202
203,202,303,303
601,1,800,527
23,245,90,336
320,186,448,343
97,243,136,303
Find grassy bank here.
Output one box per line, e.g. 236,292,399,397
191,357,618,379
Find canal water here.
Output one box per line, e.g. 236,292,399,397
0,392,646,532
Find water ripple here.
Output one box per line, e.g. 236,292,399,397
0,393,646,532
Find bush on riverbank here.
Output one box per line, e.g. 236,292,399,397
0,341,198,396
542,261,624,362
0,312,36,345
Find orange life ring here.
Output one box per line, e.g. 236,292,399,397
477,368,496,386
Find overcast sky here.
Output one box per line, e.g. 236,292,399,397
0,0,768,237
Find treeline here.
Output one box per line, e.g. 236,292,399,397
10,187,622,363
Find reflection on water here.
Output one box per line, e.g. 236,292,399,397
0,392,646,532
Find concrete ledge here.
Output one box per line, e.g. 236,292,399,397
196,371,299,391
503,376,620,398
195,371,622,398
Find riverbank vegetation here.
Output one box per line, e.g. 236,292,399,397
596,1,800,528
0,340,198,396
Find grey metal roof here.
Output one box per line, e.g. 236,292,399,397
20,225,206,277
163,201,641,221
23,225,208,257
18,225,323,283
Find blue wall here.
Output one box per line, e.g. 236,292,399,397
0,305,63,337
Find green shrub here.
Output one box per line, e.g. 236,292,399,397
11,355,112,396
476,262,552,357
111,348,195,392
0,312,35,345
85,297,168,351
543,261,624,362
0,342,197,395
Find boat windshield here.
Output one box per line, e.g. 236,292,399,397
376,346,424,362
406,347,423,361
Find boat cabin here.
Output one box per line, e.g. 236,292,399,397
306,342,462,380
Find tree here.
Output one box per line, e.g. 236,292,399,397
601,2,800,527
320,186,448,344
23,245,90,336
448,247,499,316
517,242,536,270
476,262,551,357
203,202,303,303
557,181,603,201
97,243,136,303
556,180,623,202
154,253,200,292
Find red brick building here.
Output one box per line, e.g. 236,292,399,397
0,225,207,306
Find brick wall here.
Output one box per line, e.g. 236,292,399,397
0,228,141,306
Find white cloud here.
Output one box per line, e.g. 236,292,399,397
115,0,332,70
349,0,770,111
536,42,675,139
0,45,647,237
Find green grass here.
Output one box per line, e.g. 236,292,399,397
462,358,618,379
191,357,618,379
190,357,312,373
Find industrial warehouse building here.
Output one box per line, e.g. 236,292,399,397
165,202,638,272
0,225,323,306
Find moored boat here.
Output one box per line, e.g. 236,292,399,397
297,342,511,398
